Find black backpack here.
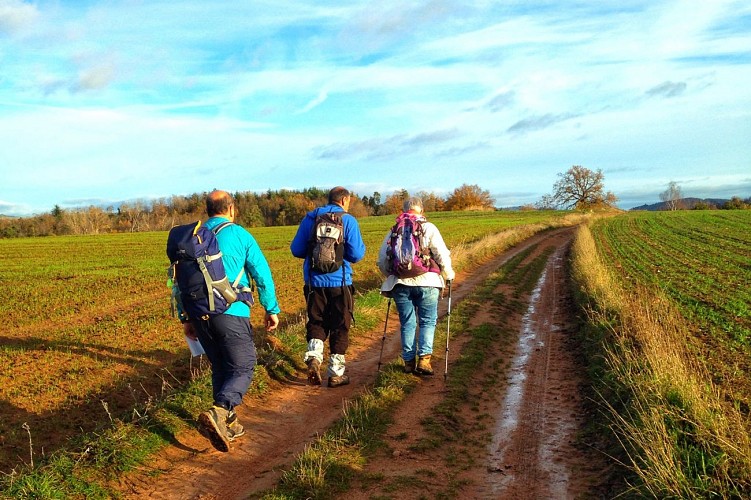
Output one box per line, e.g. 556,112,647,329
308,209,345,274
166,221,253,321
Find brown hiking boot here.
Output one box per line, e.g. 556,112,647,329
198,405,231,452
403,358,417,374
307,358,322,385
416,355,434,376
328,374,350,388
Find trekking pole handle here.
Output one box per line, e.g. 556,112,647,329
447,280,452,315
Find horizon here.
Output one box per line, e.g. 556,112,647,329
2,1,750,216
2,189,749,219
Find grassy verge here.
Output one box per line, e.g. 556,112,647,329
571,224,751,498
0,370,213,499
261,366,420,499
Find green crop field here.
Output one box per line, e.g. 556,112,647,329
590,210,751,408
0,209,572,473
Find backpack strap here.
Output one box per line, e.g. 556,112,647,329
199,221,233,313
211,221,255,305
232,268,245,289
212,221,234,235
196,255,216,312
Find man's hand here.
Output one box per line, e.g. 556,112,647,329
183,321,198,340
265,313,279,332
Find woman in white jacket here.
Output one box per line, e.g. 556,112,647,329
377,197,455,375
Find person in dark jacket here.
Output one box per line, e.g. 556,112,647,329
290,186,366,387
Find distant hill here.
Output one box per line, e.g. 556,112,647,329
630,198,730,211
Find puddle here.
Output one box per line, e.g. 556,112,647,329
487,266,548,478
484,249,574,497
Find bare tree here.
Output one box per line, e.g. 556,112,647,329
659,181,683,211
536,194,558,210
552,165,617,209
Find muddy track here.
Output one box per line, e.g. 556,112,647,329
118,226,609,498
477,229,596,497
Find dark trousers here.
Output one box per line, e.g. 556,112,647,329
305,285,354,355
193,313,257,410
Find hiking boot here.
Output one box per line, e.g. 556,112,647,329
403,358,417,374
328,374,350,388
307,358,323,386
416,355,434,376
198,405,231,452
226,410,245,442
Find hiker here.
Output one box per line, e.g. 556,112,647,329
377,196,455,375
290,186,366,388
182,190,281,452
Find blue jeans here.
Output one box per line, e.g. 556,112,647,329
392,285,440,361
194,313,257,410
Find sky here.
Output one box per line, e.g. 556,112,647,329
1,0,750,216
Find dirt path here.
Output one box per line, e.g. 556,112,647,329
118,226,609,499
475,229,598,497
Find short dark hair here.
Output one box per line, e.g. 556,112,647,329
328,186,350,205
206,190,234,216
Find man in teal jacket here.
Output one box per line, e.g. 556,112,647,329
290,186,366,388
184,189,280,452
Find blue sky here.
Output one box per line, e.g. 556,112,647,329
1,0,750,216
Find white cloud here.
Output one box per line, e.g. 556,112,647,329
296,89,329,114
72,63,116,92
0,0,38,35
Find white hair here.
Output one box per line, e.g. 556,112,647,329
403,196,423,212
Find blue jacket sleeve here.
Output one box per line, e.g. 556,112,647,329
343,214,366,264
290,213,314,259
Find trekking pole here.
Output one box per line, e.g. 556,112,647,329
444,280,452,383
377,298,392,372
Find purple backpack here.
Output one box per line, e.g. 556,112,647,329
387,213,440,278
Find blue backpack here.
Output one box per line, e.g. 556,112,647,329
166,221,253,321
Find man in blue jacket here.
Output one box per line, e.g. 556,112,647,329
184,190,281,452
290,186,366,388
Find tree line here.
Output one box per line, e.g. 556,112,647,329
6,165,744,238
659,181,751,210
0,183,495,238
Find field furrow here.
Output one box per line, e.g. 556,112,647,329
591,210,751,409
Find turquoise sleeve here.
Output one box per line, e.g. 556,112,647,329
242,231,282,315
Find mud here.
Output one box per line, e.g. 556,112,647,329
478,236,594,498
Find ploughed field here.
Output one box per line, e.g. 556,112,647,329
0,210,571,473
590,210,751,412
